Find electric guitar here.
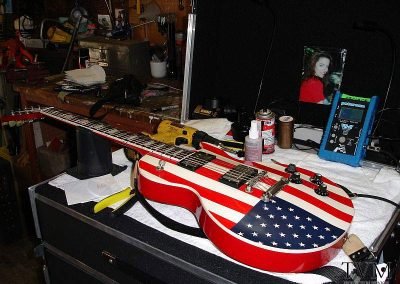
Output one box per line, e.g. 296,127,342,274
1,107,354,273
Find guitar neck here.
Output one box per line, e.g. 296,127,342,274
40,108,193,160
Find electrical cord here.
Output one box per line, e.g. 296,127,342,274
338,184,400,209
294,124,324,131
376,107,400,114
293,138,320,151
253,0,277,114
369,136,400,142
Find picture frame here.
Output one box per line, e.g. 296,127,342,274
299,46,347,105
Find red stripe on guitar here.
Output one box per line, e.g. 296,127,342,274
301,180,354,208
195,166,223,181
209,211,237,230
211,158,237,169
284,186,353,223
139,160,253,214
269,160,338,187
256,163,351,205
193,157,236,181
238,177,277,198
255,164,291,180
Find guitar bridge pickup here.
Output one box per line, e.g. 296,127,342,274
262,178,289,202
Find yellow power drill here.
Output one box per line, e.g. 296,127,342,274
148,120,244,156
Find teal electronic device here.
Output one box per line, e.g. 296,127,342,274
318,93,379,166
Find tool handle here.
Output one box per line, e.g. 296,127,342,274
111,194,137,217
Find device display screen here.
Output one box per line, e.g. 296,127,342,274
339,107,364,122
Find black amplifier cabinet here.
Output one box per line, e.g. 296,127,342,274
29,182,293,284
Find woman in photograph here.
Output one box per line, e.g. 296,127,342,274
299,51,332,104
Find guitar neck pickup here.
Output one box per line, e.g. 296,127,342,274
219,165,259,189
178,151,216,171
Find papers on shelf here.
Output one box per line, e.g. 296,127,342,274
64,65,106,86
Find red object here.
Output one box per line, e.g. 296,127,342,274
299,77,325,104
256,109,276,154
2,34,34,69
5,107,355,273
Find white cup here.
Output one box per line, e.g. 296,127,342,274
150,61,167,78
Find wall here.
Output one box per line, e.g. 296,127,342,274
189,1,400,127
129,0,191,44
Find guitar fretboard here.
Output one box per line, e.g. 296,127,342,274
41,108,193,161
41,107,263,186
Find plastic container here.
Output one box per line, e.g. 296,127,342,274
245,120,262,162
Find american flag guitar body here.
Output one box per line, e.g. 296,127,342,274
2,107,354,273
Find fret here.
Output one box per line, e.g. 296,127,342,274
114,130,130,139
103,128,121,135
40,108,189,161
162,145,179,155
151,142,169,151
152,143,170,154
75,117,91,126
90,123,108,131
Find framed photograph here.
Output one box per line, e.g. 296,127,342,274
299,46,347,105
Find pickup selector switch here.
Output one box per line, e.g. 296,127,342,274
310,173,323,185
285,163,297,174
315,184,329,196
289,172,302,184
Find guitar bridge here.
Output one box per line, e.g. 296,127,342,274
262,178,289,202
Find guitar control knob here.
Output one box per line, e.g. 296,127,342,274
310,173,323,185
289,172,302,184
285,163,297,174
315,184,329,196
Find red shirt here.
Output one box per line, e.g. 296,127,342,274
299,77,325,103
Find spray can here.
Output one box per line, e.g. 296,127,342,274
256,109,276,154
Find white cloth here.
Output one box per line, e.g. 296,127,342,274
50,148,400,283
184,118,232,140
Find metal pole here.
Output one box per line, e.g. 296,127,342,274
61,15,82,73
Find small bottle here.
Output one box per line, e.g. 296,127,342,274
245,120,263,162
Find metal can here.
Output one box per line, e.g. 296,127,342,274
256,109,276,154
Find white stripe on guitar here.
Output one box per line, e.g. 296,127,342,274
277,191,350,230
139,168,245,223
255,161,350,198
265,171,354,216
189,157,353,217
141,155,351,230
141,155,259,205
139,167,344,254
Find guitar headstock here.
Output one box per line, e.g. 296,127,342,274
1,107,47,127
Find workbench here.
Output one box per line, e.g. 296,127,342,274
29,148,400,283
12,79,182,183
